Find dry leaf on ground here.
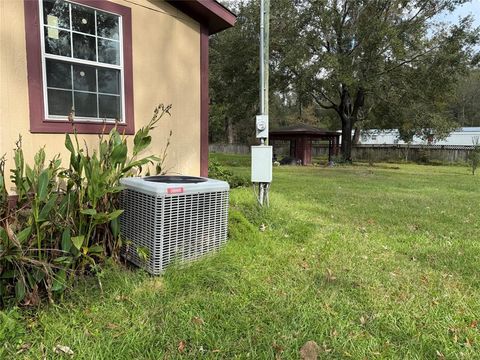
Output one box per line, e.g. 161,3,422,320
272,342,284,359
325,268,337,282
300,340,320,360
53,345,74,356
178,340,186,353
192,316,204,325
16,343,31,355
300,261,309,270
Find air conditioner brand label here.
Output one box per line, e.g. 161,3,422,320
167,187,184,194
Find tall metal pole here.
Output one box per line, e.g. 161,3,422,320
251,0,272,206
259,0,270,119
263,0,269,120
259,0,265,204
260,0,265,115
257,0,270,206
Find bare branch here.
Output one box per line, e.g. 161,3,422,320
311,92,339,113
377,45,440,76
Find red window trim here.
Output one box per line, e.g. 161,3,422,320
24,0,135,134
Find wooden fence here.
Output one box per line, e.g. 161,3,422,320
209,143,474,163
209,144,251,154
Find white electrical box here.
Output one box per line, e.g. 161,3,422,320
256,115,269,139
251,145,272,183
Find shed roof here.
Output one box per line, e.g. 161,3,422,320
270,124,340,138
167,0,236,34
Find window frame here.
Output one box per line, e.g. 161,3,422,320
24,0,134,134
39,0,125,123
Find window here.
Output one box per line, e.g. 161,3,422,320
41,0,123,121
24,0,134,134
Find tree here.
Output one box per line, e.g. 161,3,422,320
212,0,478,154
209,1,260,144
450,69,480,126
210,0,335,144
273,0,479,161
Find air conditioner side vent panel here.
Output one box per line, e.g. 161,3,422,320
119,177,229,275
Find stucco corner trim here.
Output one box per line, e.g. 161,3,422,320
200,24,209,177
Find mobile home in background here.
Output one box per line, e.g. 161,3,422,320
359,128,480,146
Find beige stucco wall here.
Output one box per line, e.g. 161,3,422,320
0,0,200,192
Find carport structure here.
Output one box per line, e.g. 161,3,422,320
269,124,340,165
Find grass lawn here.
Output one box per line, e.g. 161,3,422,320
3,155,479,359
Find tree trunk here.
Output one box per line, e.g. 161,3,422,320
340,115,353,162
353,126,361,144
312,84,363,162
226,118,234,144
337,85,364,162
405,142,410,162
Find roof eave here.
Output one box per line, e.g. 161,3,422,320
167,0,236,35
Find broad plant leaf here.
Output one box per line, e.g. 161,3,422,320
37,170,49,202
71,235,85,250
25,165,34,187
52,270,66,292
65,134,75,154
88,245,103,254
15,280,26,302
38,193,58,222
61,228,72,252
108,209,124,221
81,209,97,216
0,227,8,243
110,218,120,239
92,212,109,223
110,144,128,165
53,256,73,265
16,227,32,244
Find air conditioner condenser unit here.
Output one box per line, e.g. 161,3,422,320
119,176,230,275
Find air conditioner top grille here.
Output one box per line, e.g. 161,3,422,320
144,176,208,184
120,176,229,196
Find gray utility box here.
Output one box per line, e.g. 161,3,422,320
119,176,229,275
251,145,273,183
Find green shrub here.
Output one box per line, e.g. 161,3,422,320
208,159,250,188
0,104,172,307
417,148,430,164
468,137,480,175
330,155,352,166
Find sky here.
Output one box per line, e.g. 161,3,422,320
219,0,480,27
438,0,480,27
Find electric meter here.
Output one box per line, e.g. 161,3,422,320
256,115,269,138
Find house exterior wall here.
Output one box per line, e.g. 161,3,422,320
0,0,201,192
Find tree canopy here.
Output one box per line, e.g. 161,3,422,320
449,68,480,127
211,0,479,159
